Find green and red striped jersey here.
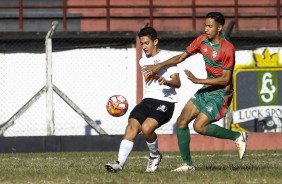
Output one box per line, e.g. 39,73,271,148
186,33,235,94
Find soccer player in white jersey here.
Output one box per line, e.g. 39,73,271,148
105,27,181,173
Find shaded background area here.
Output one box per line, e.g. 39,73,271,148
1,31,282,53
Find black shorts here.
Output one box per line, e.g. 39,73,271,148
129,98,175,127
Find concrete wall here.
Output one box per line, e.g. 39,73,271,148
1,133,281,153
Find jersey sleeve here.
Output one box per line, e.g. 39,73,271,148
222,44,235,70
186,34,206,55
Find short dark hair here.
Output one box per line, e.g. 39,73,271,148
138,27,158,41
205,12,225,26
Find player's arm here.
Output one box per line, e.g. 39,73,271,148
184,69,232,86
143,51,190,75
158,73,181,88
143,35,204,77
158,51,190,69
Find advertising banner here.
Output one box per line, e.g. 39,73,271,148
233,48,282,132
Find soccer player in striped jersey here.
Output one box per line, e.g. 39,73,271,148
143,12,248,172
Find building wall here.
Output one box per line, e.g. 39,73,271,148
0,0,280,32
67,0,281,31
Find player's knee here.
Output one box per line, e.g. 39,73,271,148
193,123,205,135
124,124,140,139
141,124,154,136
176,117,188,128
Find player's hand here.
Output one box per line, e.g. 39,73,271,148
157,76,168,85
144,72,153,84
184,69,198,84
144,73,160,84
142,65,160,76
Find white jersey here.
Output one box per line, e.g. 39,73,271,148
139,50,179,103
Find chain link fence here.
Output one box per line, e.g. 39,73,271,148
1,31,282,136
0,32,137,136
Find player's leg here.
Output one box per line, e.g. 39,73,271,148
171,100,199,172
142,117,159,156
119,119,142,165
105,100,148,173
193,112,240,139
142,98,175,172
105,119,141,173
194,94,248,159
193,112,248,159
141,118,162,172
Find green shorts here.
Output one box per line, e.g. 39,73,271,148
191,87,233,122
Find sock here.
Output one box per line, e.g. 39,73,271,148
177,127,192,165
205,124,240,140
146,138,159,157
118,139,134,167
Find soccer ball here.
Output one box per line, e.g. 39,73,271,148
106,95,128,117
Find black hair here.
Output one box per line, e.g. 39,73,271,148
138,27,158,41
205,12,225,26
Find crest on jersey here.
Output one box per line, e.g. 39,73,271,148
206,106,213,112
154,59,160,65
212,51,217,58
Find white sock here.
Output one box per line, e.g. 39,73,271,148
146,138,159,157
118,139,134,167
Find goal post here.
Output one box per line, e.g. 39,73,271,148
45,21,58,135
45,21,107,135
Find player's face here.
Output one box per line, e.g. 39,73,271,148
139,36,158,57
204,18,222,43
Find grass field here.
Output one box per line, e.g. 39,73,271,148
0,150,282,184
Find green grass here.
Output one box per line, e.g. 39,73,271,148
0,150,282,184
